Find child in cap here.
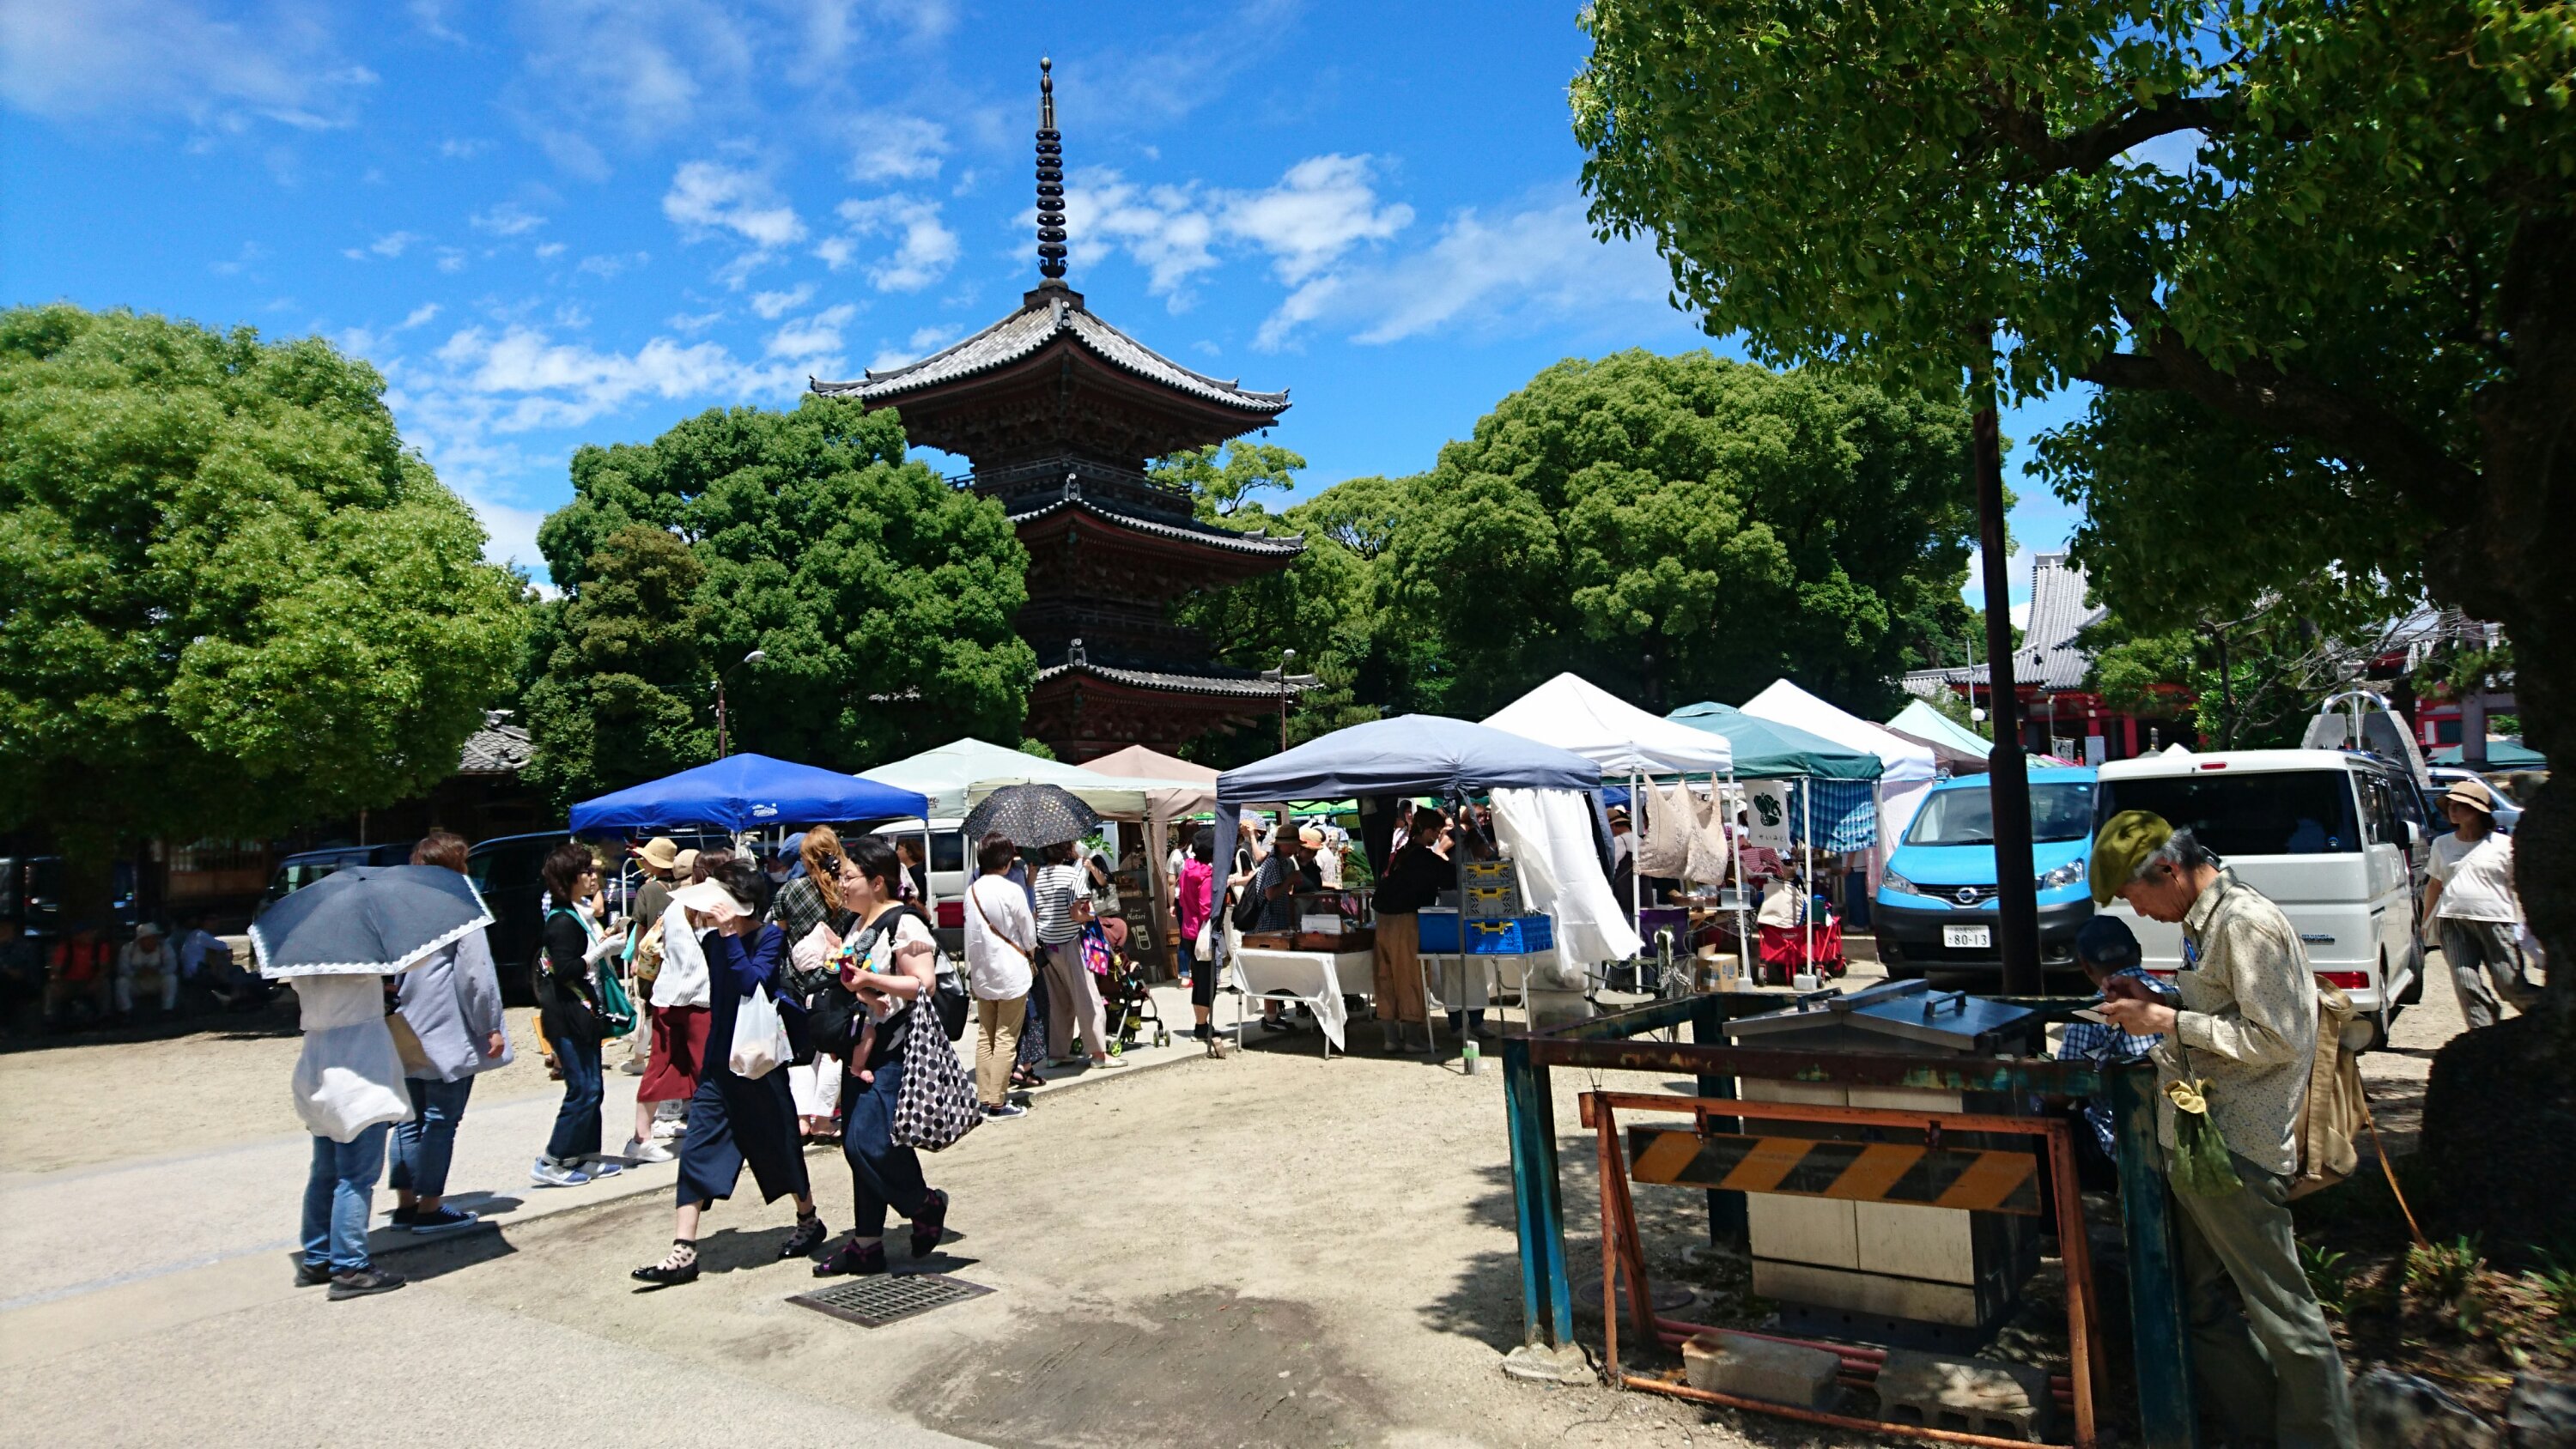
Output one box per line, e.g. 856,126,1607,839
2057,914,2176,1179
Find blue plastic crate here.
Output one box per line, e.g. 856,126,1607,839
1417,912,1553,955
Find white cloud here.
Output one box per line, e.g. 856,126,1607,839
664,159,805,247
871,324,959,372
0,0,374,130
471,202,546,235
343,230,427,260
534,241,568,259
750,282,816,319
437,137,488,160
401,302,440,329
424,324,803,433
1063,154,1408,306
829,194,958,293
813,235,855,270
765,303,858,361
435,247,467,274
577,251,649,280
1253,192,1675,350
848,112,946,182
210,240,265,276
667,308,726,333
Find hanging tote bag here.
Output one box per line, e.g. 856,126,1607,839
594,955,637,1039
890,997,981,1152
727,981,793,1079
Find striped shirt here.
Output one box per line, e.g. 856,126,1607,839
1032,864,1086,943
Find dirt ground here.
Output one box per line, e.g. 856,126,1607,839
0,951,2512,1448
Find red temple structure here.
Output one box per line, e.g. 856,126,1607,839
812,59,1303,761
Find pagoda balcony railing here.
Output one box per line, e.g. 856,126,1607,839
952,452,1197,520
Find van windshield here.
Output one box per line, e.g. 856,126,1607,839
1906,785,2096,846
2098,771,2361,856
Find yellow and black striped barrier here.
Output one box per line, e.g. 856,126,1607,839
1626,1125,2043,1215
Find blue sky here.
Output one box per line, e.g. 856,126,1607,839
2,0,2081,603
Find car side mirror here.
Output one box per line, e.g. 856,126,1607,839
2404,820,2423,848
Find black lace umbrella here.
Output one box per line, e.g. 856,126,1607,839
963,783,1103,848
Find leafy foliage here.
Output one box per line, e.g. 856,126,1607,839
1379,351,1978,717
1152,440,1309,523
529,396,1032,804
520,525,711,807
0,305,526,861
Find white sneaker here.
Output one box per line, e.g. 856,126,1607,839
530,1157,590,1189
623,1136,676,1164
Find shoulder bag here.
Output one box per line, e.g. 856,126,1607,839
890,990,981,1152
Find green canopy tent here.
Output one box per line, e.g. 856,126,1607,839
2430,739,2548,769
1666,702,1883,779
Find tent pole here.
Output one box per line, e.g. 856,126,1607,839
1726,769,1742,991
1803,780,1814,979
1628,771,1641,931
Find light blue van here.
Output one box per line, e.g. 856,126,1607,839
1873,767,2098,979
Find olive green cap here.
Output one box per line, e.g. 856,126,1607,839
2090,809,2174,906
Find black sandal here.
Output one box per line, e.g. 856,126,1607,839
780,1214,828,1260
910,1189,948,1258
811,1237,886,1278
631,1241,700,1286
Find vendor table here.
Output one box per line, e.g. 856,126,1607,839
1230,946,1370,1056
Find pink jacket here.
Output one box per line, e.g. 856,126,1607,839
1177,858,1216,939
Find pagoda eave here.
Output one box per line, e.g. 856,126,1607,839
862,341,1286,465
1027,664,1289,761
1013,499,1303,594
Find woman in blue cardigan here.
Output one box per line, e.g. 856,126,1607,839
632,858,828,1285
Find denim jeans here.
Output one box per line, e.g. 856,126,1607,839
301,1124,389,1272
841,1052,930,1238
389,1076,476,1199
545,1034,604,1161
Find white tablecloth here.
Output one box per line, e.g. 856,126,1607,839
1230,947,1370,1051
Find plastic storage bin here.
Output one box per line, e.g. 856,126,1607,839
1417,912,1554,955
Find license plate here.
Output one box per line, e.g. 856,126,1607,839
1943,925,1991,949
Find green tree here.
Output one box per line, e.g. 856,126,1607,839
1153,440,1309,523
1382,351,1977,717
531,396,1033,801
520,524,712,806
1571,0,2574,1233
0,305,525,900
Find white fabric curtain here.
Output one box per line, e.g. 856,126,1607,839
1490,788,1643,986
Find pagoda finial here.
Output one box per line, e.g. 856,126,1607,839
1035,57,1067,281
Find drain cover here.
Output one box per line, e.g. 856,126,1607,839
788,1272,992,1328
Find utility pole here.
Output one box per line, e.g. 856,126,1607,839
715,648,768,758
1971,357,2041,995
1258,647,1319,754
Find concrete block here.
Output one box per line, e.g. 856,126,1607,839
1874,1348,2055,1443
1680,1331,1840,1410
2354,1367,2501,1449
2508,1373,2576,1449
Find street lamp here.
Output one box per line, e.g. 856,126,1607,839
716,649,767,758
1257,646,1319,753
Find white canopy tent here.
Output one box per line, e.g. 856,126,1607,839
1741,679,1938,874
857,737,1130,819
1484,672,1739,954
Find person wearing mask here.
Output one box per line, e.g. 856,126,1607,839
631,859,828,1285
1178,829,1218,1042
2425,779,2537,1028
389,832,513,1233
288,961,412,1300
812,836,951,1276
1248,825,1324,1034
769,828,855,1144
1032,841,1120,1070
115,921,179,1018
963,832,1036,1120
532,843,624,1190
1370,808,1446,1052
2090,812,2354,1449
631,847,718,1160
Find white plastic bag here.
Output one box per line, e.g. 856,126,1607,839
728,982,791,1079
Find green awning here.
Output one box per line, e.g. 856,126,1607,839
2429,739,2547,769
1664,702,1883,780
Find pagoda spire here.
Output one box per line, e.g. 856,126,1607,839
1035,58,1067,280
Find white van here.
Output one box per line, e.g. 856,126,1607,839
872,816,969,952
2093,749,2427,1048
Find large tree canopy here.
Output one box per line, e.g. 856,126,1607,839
0,305,526,864
1381,351,1976,717
1574,0,2573,1237
530,396,1031,803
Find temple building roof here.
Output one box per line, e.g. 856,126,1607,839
817,287,1288,416
1005,493,1304,557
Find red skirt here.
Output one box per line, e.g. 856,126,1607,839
638,1004,711,1102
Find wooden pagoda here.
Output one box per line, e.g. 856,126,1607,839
812,58,1305,761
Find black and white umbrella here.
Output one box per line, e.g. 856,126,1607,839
250,864,495,978
962,783,1103,849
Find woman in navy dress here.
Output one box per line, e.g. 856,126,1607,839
631,859,828,1285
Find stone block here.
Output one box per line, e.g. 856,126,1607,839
2508,1373,2576,1449
1680,1331,1840,1410
1874,1348,2055,1443
2354,1367,2500,1449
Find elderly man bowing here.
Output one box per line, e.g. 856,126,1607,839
2091,810,2354,1449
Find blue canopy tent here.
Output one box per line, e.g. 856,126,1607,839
1212,716,1612,1051
569,753,931,835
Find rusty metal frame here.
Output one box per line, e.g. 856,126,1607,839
1501,992,2199,1449
1581,1088,2102,1449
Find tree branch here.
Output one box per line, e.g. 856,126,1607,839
1981,94,2236,180
2077,319,2480,512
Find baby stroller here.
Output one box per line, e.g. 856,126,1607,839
1088,915,1170,1055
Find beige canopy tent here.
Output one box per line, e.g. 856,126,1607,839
963,746,1216,973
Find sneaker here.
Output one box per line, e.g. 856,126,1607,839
583,1157,625,1179
623,1136,676,1164
530,1157,591,1189
295,1260,332,1288
386,1204,420,1228
649,1117,686,1142
1260,1016,1294,1034
406,1205,481,1234
327,1268,407,1300
981,1102,1029,1121
1091,1054,1130,1069
617,1054,647,1076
